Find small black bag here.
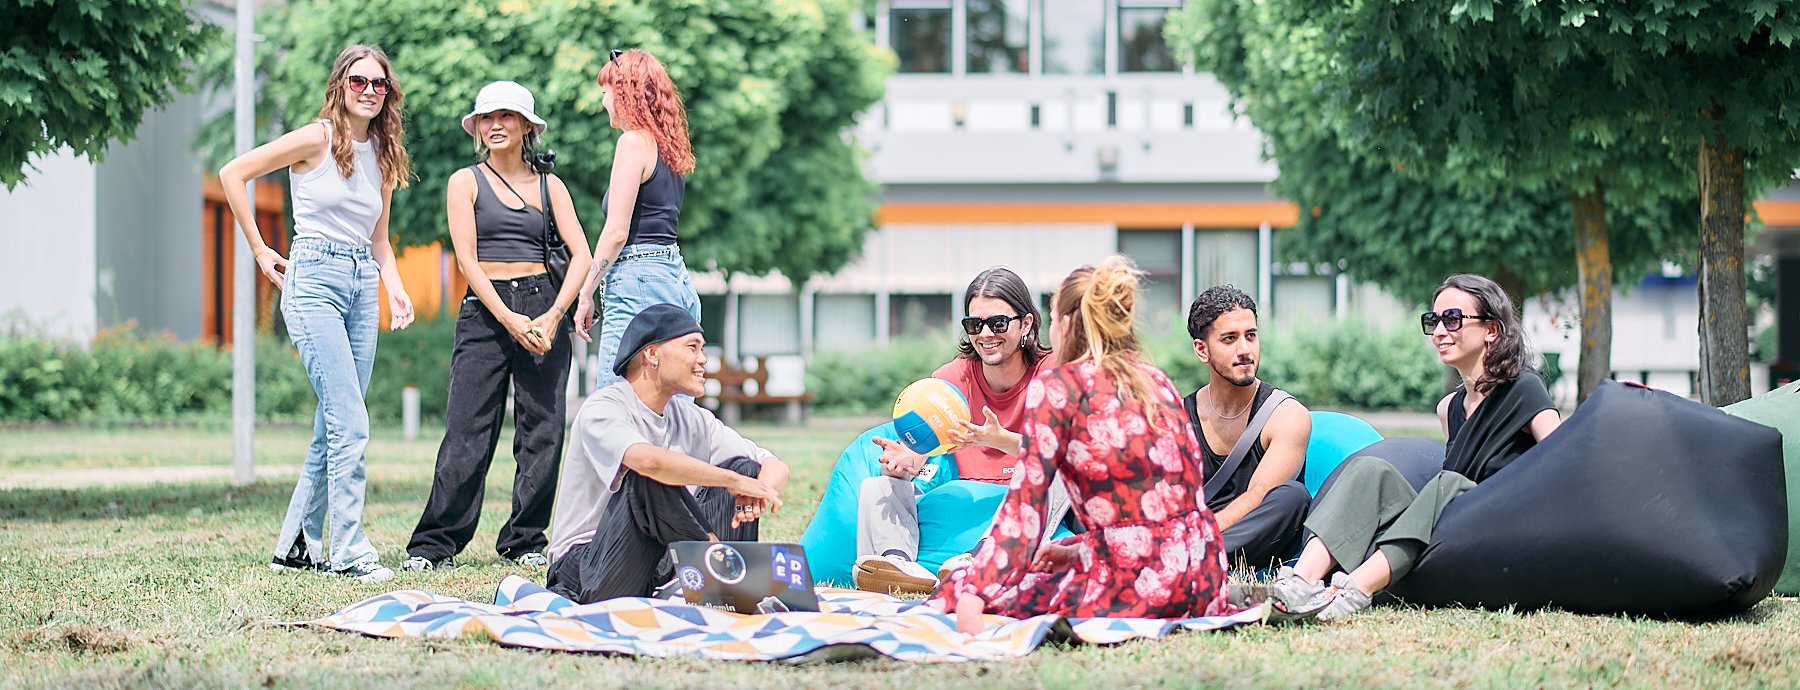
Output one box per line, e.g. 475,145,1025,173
539,172,570,290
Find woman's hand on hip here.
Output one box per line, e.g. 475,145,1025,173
254,248,289,290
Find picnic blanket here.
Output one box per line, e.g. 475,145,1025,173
295,575,1269,663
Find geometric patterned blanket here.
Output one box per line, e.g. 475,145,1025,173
295,575,1270,663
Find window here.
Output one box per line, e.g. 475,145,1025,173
1192,230,1259,301
699,294,728,346
1273,275,1335,328
1118,229,1182,333
815,293,876,351
889,293,953,338
1119,1,1179,73
739,294,801,356
1042,0,1105,75
892,0,953,74
967,0,1030,74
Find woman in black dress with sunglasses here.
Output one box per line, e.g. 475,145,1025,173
1270,273,1562,620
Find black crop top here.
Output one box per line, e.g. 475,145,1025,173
603,155,683,246
470,165,547,263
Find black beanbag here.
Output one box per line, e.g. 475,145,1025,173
1385,380,1788,617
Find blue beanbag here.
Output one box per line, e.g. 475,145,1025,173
1303,411,1385,495
797,423,1074,586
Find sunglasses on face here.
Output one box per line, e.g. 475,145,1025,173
961,314,1024,336
345,75,392,95
1420,308,1492,334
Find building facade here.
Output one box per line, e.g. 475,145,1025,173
689,0,1382,370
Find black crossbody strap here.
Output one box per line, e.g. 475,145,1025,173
1202,388,1292,502
539,173,562,249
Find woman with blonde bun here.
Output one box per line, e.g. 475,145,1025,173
929,256,1230,634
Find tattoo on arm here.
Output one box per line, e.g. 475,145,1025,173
587,258,613,294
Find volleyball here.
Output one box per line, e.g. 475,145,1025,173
892,378,971,456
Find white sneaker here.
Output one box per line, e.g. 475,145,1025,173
937,552,975,580
1315,583,1373,622
1269,566,1329,610
512,552,548,569
853,554,939,595
399,556,435,572
332,561,395,584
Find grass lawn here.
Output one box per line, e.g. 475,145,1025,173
0,416,1791,688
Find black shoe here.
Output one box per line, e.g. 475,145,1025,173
269,534,323,573
269,552,323,573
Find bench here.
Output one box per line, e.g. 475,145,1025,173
703,354,814,425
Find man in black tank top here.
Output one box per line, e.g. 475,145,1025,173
1183,286,1314,571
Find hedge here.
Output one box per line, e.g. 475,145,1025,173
0,318,457,424
807,316,1447,415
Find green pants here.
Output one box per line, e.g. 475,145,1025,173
1303,455,1475,581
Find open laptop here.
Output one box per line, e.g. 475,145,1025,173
666,541,821,614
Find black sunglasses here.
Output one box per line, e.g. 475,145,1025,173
961,314,1024,336
345,75,392,95
609,49,625,68
1420,308,1493,334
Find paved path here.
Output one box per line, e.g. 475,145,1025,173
2,410,1443,491
0,465,301,490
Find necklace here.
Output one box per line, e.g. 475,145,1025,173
1208,387,1254,421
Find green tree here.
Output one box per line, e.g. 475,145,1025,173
1282,1,1800,406
1,0,217,188
200,0,887,284
1170,0,1756,404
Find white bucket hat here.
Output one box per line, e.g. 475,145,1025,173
461,81,547,137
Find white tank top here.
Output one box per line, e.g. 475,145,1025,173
290,120,383,247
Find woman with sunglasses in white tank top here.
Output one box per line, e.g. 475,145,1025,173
219,44,416,583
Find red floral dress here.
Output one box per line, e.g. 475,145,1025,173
930,358,1231,620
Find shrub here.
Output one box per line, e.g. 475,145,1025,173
807,327,965,414
1142,316,1445,412
0,316,458,424
363,315,456,424
800,317,1445,415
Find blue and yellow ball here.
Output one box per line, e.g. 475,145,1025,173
892,378,971,456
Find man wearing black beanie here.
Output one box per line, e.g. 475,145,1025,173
545,303,789,603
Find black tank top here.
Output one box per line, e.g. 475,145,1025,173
603,155,683,246
469,165,546,263
1188,381,1291,511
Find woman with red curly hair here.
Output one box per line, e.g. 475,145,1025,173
569,49,702,391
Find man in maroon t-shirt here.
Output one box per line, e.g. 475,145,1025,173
852,268,1057,595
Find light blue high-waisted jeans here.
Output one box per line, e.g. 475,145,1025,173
592,244,702,391
275,237,381,570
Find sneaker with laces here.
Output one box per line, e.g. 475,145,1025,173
1315,578,1374,622
1269,566,1328,610
331,560,395,584
399,556,442,572
937,552,975,580
853,554,939,595
269,533,323,573
269,552,323,573
512,552,548,569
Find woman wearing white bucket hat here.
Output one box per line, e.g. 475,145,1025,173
401,80,594,572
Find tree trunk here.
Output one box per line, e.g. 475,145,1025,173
1572,184,1611,405
1697,122,1751,406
